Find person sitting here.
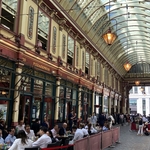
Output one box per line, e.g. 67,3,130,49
46,130,57,143
59,123,67,136
25,125,35,140
143,122,149,136
69,125,83,144
87,123,97,135
5,127,16,146
8,130,33,150
102,122,109,131
79,123,89,137
16,120,25,134
0,129,4,144
32,126,52,148
51,124,59,138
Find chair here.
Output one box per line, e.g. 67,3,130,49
56,139,62,146
47,142,58,148
24,147,40,150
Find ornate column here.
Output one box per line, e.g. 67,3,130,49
54,77,61,121
12,62,24,126
108,97,111,114
92,91,95,113
118,99,120,113
78,85,82,118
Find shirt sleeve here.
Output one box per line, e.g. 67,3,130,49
8,139,18,150
32,138,41,147
5,137,9,143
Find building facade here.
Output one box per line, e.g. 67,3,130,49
129,86,150,116
0,0,128,127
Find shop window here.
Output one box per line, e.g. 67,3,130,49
38,11,49,51
34,79,43,96
1,0,18,31
62,34,66,59
52,26,57,54
85,52,89,74
0,102,8,120
45,82,53,97
67,36,74,65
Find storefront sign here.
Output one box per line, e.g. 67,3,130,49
103,88,110,96
33,62,50,72
110,91,115,98
27,6,34,39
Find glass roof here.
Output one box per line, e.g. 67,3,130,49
57,0,150,76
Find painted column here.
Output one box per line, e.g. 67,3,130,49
108,97,111,114
92,91,95,113
54,77,61,121
12,62,24,126
118,100,120,113
78,85,82,118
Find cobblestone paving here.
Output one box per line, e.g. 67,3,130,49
105,124,150,150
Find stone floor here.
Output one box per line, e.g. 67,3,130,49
105,124,150,150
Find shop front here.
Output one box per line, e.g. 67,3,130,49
110,91,115,113
0,57,16,126
58,80,78,122
19,66,56,128
103,88,110,113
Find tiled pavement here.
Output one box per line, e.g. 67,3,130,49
105,124,150,150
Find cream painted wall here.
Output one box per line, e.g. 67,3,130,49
19,0,38,49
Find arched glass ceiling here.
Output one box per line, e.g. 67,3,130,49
56,0,150,76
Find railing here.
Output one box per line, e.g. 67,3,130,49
41,127,120,150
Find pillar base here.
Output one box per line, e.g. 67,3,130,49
11,122,18,127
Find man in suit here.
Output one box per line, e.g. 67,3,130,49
59,123,67,136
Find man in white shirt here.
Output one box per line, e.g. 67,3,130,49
108,113,115,129
79,123,89,137
16,120,25,134
25,125,35,140
32,126,52,148
51,124,59,138
71,125,83,143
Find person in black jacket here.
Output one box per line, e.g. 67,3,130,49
59,123,67,136
99,113,106,127
137,117,143,135
31,119,40,135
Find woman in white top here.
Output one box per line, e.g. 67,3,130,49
8,130,33,150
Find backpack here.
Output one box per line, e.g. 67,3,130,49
108,117,112,122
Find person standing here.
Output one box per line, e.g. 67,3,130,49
91,112,97,128
99,113,106,127
68,110,74,131
137,117,143,136
15,120,25,134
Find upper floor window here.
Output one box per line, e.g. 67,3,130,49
134,86,138,94
97,61,100,81
76,46,79,67
67,36,74,65
82,51,84,70
85,52,89,74
52,26,57,54
1,0,18,31
62,34,66,59
130,88,133,94
38,10,49,51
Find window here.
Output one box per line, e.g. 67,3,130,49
85,52,89,74
52,26,57,53
76,46,79,67
62,34,66,59
82,51,84,70
134,87,138,94
97,61,100,81
38,11,49,50
67,36,74,65
90,59,93,75
1,0,18,31
129,99,137,106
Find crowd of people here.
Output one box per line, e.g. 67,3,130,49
0,111,131,150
